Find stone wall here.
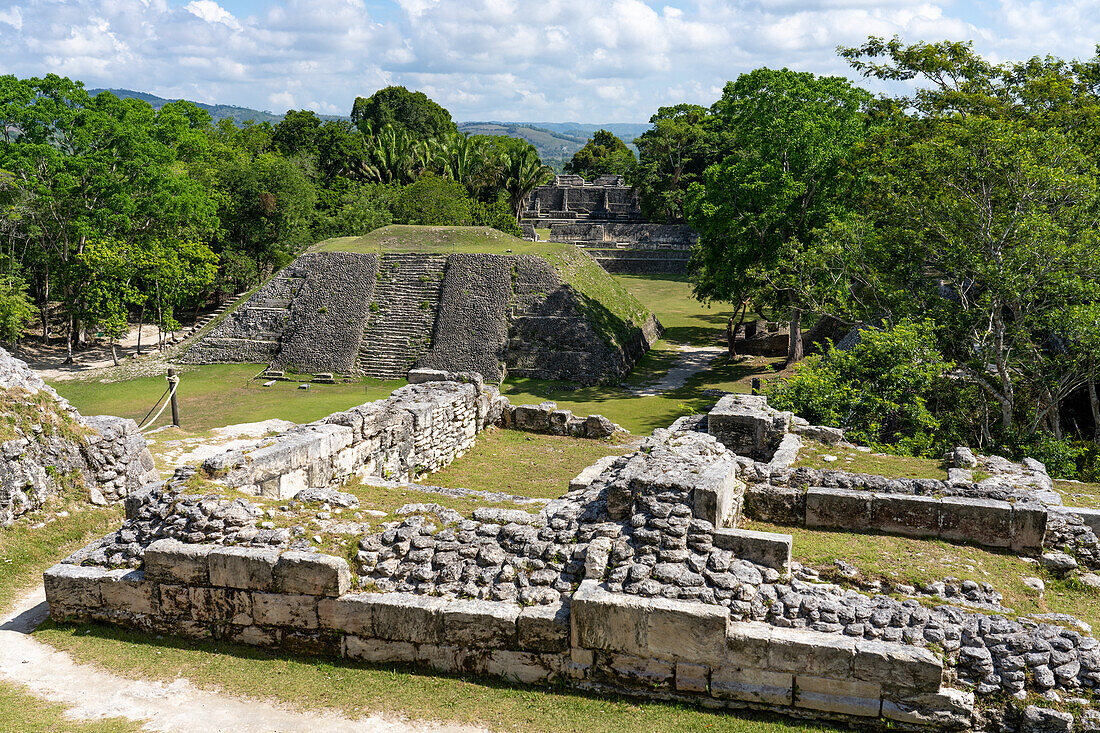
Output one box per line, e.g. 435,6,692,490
522,175,642,225
417,254,512,382
274,252,379,374
583,249,690,275
549,223,698,250
0,347,158,526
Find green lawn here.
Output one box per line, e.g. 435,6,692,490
614,274,730,347
52,364,404,435
793,441,949,481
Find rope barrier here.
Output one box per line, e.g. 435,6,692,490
139,374,179,434
136,385,170,429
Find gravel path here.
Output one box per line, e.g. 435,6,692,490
627,343,727,396
0,587,487,733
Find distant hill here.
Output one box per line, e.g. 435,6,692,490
87,88,346,125
457,121,647,161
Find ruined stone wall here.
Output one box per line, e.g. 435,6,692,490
417,254,512,382
0,347,158,526
506,255,659,384
273,252,379,374
522,176,642,224
549,223,698,249
585,249,690,275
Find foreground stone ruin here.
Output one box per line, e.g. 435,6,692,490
0,347,158,527
44,379,1100,732
184,247,661,384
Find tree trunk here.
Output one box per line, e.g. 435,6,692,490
41,273,49,345
726,301,748,360
110,340,118,367
784,305,803,369
136,305,145,355
1090,376,1100,447
63,314,74,364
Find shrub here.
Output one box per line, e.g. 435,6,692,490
767,319,953,455
393,174,473,226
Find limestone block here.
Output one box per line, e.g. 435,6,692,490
744,485,805,525
517,601,570,653
44,563,104,610
318,593,381,636
599,652,674,688
1011,503,1048,552
252,592,319,629
723,623,772,670
485,650,557,685
100,569,156,615
570,581,647,656
805,487,872,530
370,592,446,644
767,626,856,679
675,662,710,693
853,639,943,696
645,596,729,663
868,493,940,538
207,546,281,591
882,689,975,729
767,433,802,471
569,455,619,492
272,468,308,500
441,599,520,648
938,497,1013,549
1069,507,1100,537
189,587,253,625
712,528,792,572
549,409,573,435
707,394,791,461
225,624,279,648
415,643,467,674
280,629,340,657
711,667,793,706
157,584,191,618
514,403,553,432
692,461,744,528
344,635,416,664
143,539,213,586
274,551,351,597
795,675,881,717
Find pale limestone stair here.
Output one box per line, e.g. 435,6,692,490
357,254,447,379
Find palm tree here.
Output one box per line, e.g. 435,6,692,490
502,148,552,221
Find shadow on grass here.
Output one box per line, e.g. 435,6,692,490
35,619,848,733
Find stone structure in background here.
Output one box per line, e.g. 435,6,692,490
46,375,1100,731
183,250,661,385
520,175,696,275
0,346,158,527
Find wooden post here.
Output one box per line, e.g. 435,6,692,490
167,368,181,427
751,377,761,395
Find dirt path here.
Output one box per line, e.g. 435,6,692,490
628,343,727,396
16,325,168,381
0,587,487,733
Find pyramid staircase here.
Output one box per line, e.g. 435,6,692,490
357,254,447,379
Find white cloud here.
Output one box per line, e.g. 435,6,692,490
184,0,242,30
1,0,1098,123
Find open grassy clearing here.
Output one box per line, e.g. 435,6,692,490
794,441,950,481
52,364,404,435
614,273,730,347
33,621,843,733
314,225,566,255
745,520,1100,627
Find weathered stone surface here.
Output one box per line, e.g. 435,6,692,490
370,593,446,644
767,626,855,678
853,639,943,696
273,551,351,597
344,635,416,664
252,592,319,629
442,599,520,648
712,528,791,572
794,675,881,717
99,569,155,615
318,593,379,636
869,494,940,537
44,563,103,611
882,689,974,729
938,497,1013,548
711,667,793,705
518,601,570,653
707,394,791,462
805,487,872,529
675,662,710,693
143,539,213,586
189,587,252,625
207,546,281,591
1022,706,1075,733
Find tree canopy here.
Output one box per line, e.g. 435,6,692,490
563,129,636,180
351,86,457,141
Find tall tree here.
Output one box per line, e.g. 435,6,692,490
685,68,872,367
631,104,716,222
351,86,457,141
563,130,636,180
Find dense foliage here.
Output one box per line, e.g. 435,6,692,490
0,78,548,354
563,129,636,180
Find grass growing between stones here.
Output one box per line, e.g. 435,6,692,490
745,520,1100,627
33,621,844,733
1057,480,1100,509
793,441,949,481
315,225,569,256
52,363,403,435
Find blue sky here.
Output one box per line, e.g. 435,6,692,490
1,0,1098,122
